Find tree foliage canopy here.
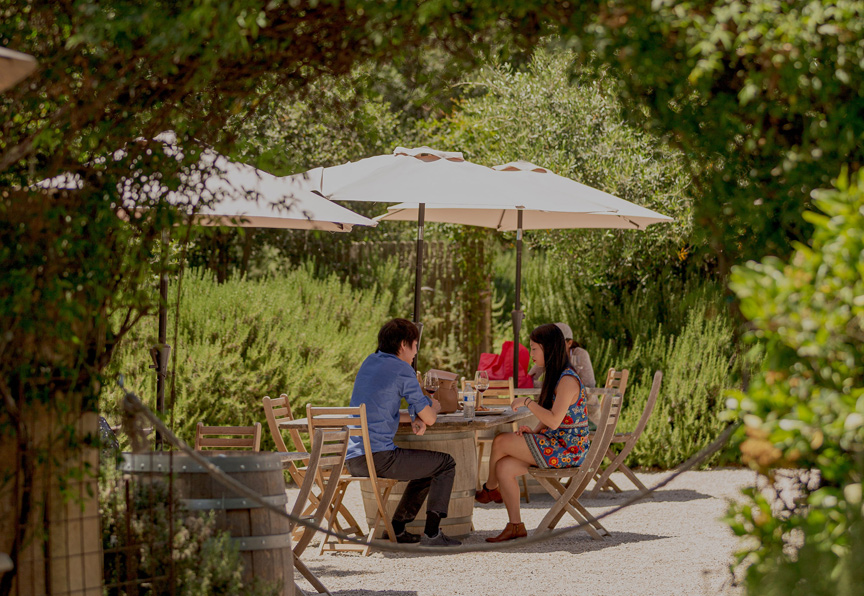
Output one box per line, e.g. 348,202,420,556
726,169,864,595
557,1,864,267
0,2,576,590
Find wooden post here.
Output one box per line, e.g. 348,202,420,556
0,402,102,596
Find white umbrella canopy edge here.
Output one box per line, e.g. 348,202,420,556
376,161,674,381
0,46,37,92
377,204,668,230
37,137,377,430
38,150,377,232
284,146,467,199
492,160,674,224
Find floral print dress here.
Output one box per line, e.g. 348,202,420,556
524,369,590,468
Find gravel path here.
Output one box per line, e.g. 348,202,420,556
289,468,753,596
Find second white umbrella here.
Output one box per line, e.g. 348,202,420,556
378,160,673,381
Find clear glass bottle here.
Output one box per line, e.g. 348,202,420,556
463,382,475,419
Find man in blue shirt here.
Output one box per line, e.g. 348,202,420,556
346,318,461,546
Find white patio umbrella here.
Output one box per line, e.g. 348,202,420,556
378,160,673,381
40,137,376,431
286,149,615,330
0,46,37,92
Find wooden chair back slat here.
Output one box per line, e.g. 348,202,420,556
467,377,514,408
263,394,307,452
627,371,662,441
262,394,313,485
194,422,262,453
604,368,629,397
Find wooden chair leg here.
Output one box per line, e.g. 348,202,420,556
293,553,331,595
317,483,350,555
362,481,397,556
617,462,650,493
476,440,486,492
533,476,604,540
557,500,604,540
591,446,642,497
332,498,364,538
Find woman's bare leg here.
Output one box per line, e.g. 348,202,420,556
487,432,535,489
496,455,531,523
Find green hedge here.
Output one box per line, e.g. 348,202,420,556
104,258,739,468
499,252,740,468
103,266,396,449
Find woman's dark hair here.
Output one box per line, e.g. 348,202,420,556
377,318,420,355
530,323,574,409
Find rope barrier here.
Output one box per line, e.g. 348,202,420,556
120,380,740,554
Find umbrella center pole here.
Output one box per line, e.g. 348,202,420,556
512,212,524,383
153,229,171,449
412,204,425,370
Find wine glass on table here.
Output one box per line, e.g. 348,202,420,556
423,371,439,399
474,371,489,409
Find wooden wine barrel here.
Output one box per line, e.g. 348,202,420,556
121,453,293,596
360,429,476,538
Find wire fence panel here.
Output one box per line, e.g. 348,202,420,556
100,448,291,596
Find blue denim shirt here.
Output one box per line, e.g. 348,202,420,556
345,351,431,461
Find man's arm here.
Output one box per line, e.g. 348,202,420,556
414,399,441,425
398,399,439,425
400,364,440,425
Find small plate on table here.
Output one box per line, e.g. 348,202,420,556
474,408,508,416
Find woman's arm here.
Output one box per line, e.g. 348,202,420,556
572,348,596,387
516,376,580,430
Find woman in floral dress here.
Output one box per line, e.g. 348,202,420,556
475,323,589,542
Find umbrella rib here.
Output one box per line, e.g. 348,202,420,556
495,209,506,231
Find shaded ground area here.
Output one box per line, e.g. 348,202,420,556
289,468,754,596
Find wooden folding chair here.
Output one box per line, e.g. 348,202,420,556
194,422,262,453
306,404,400,556
604,368,629,400
263,394,364,544
477,377,515,408
263,394,311,483
590,371,663,497
584,368,628,430
527,392,623,539
469,377,531,501
289,427,350,596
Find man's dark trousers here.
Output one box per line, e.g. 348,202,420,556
347,448,455,523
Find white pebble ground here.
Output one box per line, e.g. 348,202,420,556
288,468,754,596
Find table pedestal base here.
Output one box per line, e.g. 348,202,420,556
360,429,477,538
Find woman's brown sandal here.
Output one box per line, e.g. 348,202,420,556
486,522,528,543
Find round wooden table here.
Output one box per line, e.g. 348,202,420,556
280,408,533,539
368,408,533,538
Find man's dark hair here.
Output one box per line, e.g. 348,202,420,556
376,318,420,355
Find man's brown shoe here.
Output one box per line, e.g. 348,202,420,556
475,483,503,504
486,522,528,543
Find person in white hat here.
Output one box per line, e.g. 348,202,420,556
528,322,596,386
528,322,599,424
